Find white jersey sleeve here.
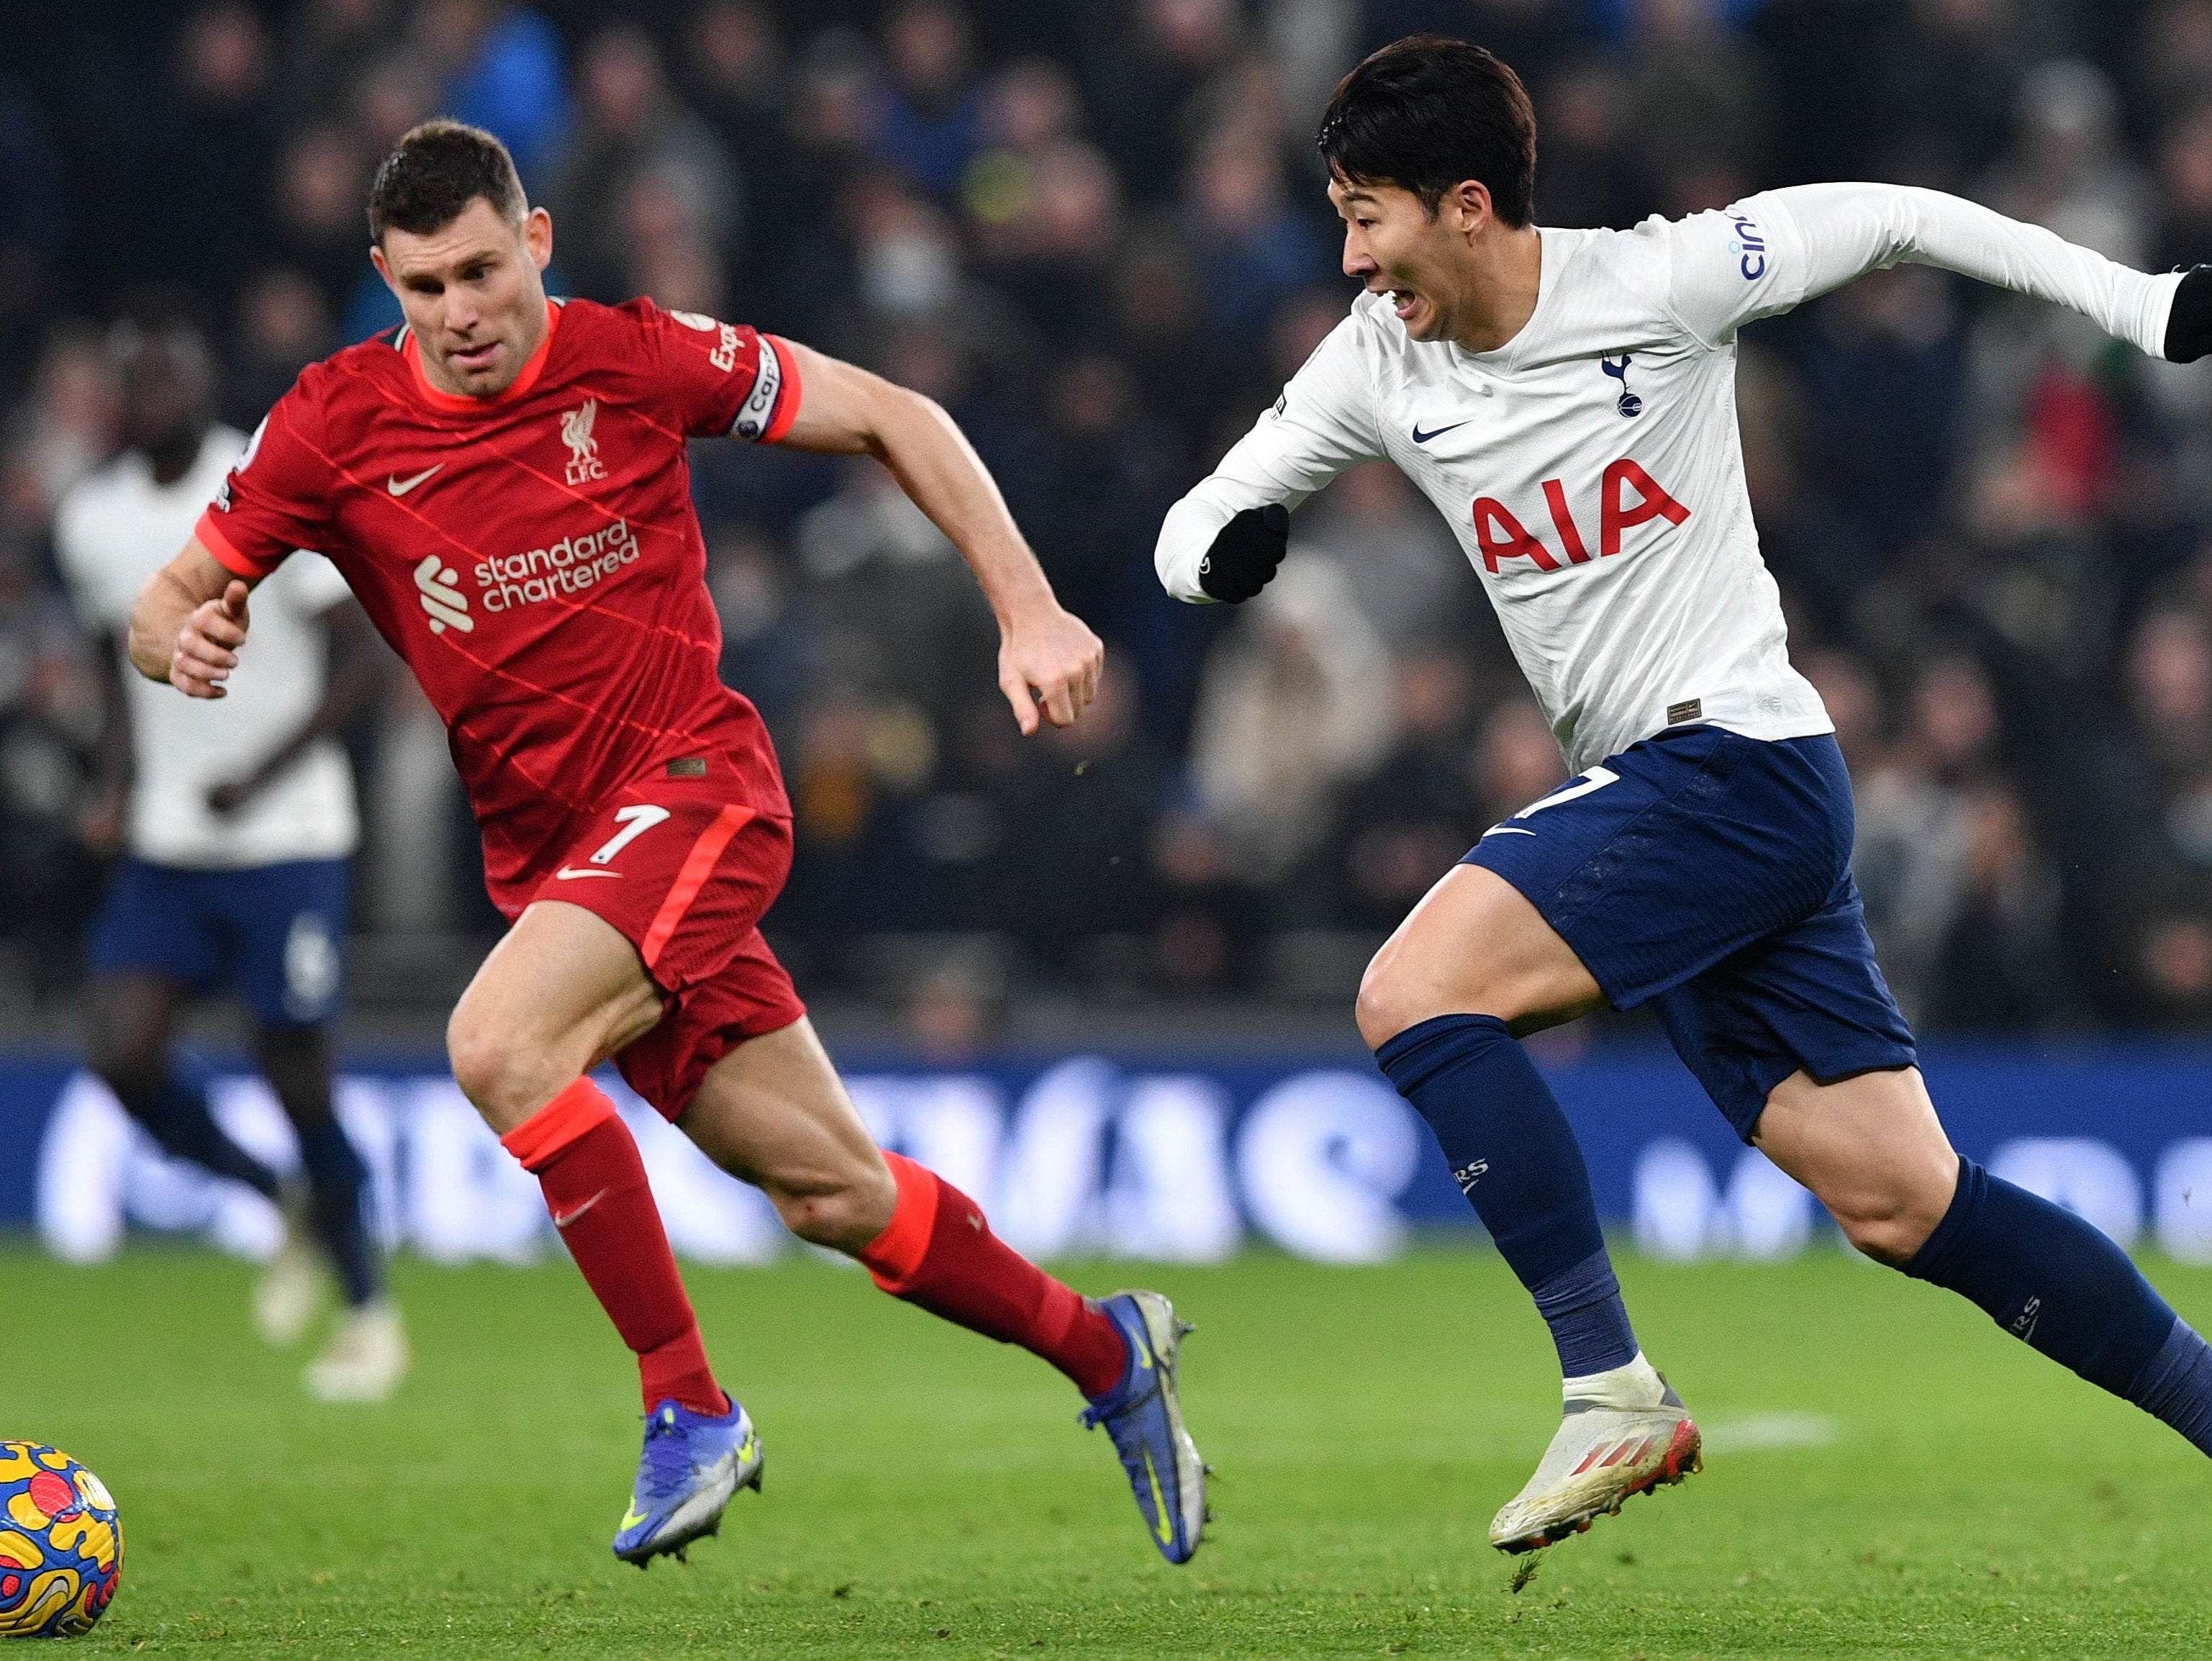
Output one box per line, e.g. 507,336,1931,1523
1662,182,2182,356
1154,314,1388,602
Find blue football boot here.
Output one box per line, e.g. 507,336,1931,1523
612,1397,763,1567
1079,1290,1208,1564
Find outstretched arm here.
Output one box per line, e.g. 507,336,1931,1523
129,539,255,698
774,340,1101,734
1154,313,1386,606
1674,182,2186,357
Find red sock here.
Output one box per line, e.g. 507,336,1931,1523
502,1080,727,1417
857,1151,1130,1398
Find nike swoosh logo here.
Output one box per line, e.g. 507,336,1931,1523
388,465,443,497
1412,421,1471,444
554,866,623,880
1141,1448,1174,1549
619,1503,648,1531
552,1187,609,1229
1481,826,1536,838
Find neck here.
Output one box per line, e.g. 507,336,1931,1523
1443,223,1544,354
145,427,206,486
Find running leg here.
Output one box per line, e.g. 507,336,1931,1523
679,1018,1209,1562
677,1018,1126,1395
448,901,727,1417
1757,1067,2212,1456
1357,864,1699,1552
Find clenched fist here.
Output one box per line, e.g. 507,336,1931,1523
172,579,252,699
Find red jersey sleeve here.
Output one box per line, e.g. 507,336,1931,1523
638,300,803,444
193,377,336,579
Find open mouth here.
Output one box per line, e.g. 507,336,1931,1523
448,339,501,372
1390,289,1423,323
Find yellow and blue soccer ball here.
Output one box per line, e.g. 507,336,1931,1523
0,1442,122,1638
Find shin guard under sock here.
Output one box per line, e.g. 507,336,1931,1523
1907,1158,2211,1453
858,1152,1128,1398
502,1080,725,1416
1377,1014,1639,1377
295,1120,380,1307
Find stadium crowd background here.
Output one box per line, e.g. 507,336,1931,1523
8,0,2212,1040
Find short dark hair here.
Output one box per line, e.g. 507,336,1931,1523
367,119,527,243
1317,35,1537,227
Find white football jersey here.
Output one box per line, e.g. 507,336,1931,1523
56,426,361,869
1159,183,2180,773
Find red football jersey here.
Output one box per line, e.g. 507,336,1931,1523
195,297,798,914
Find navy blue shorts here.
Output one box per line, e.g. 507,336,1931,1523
1464,727,1916,1141
87,857,350,1028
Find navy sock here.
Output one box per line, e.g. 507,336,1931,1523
295,1121,380,1308
2132,1321,2212,1457
1906,1159,2210,1452
130,1076,281,1201
1377,1015,1638,1377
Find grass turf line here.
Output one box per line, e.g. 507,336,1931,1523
6,1244,2211,1658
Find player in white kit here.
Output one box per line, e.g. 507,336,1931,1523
1156,37,2212,1552
55,311,405,1402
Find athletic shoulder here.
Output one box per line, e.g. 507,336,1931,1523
316,327,412,390
273,333,402,440
1538,219,1695,334
568,296,797,440
1591,196,1808,348
564,294,767,356
55,449,137,528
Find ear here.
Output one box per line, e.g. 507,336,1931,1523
1441,178,1495,238
370,243,395,294
524,207,553,273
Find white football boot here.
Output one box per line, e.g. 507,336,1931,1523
304,1300,411,1403
1488,1352,1701,1553
253,1213,327,1345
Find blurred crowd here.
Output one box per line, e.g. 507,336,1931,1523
13,0,2212,1031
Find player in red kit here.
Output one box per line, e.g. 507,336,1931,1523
127,121,1206,1567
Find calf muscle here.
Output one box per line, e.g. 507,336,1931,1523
678,1019,896,1251
1752,1067,1959,1264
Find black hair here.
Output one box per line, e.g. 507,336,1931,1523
367,119,527,243
1316,35,1537,227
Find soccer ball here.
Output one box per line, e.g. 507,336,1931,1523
0,1442,122,1638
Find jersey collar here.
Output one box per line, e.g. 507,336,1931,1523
402,298,563,412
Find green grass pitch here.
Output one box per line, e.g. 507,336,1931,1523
9,1243,2211,1658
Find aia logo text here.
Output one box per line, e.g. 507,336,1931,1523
1472,458,1690,575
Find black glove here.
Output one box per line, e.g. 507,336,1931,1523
1197,503,1289,603
2167,266,2212,363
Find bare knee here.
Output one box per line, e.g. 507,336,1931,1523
1356,950,1445,1050
770,1159,897,1254
1828,1186,1947,1267
445,1006,562,1134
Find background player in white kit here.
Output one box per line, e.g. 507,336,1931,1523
55,308,403,1402
1158,37,2212,1553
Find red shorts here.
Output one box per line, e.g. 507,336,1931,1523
526,764,805,1119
